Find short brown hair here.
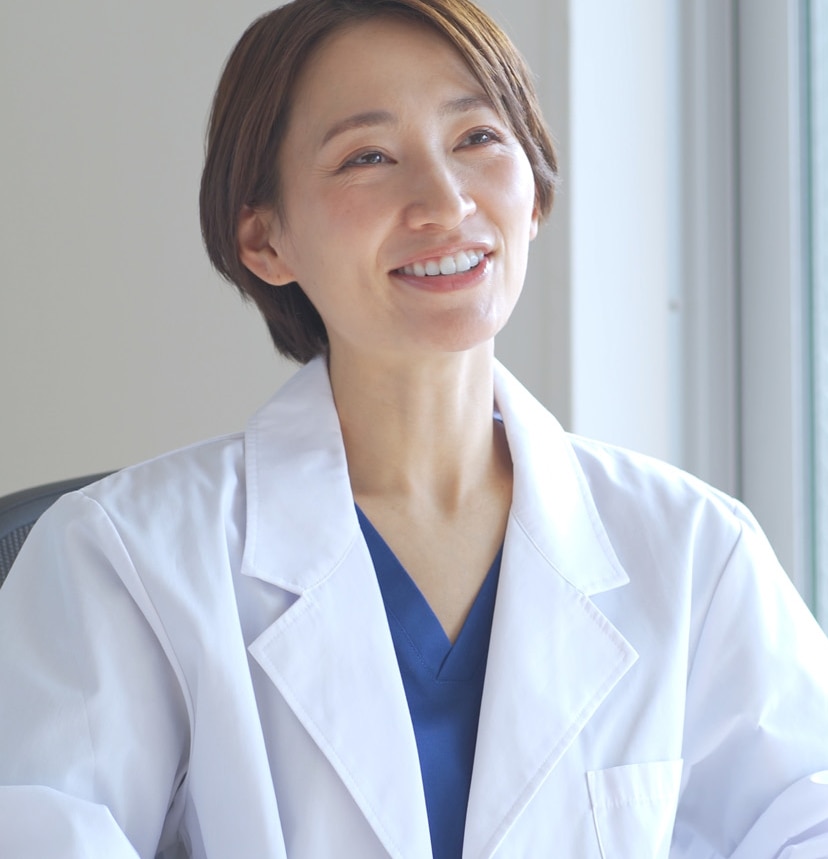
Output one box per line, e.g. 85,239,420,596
200,0,558,363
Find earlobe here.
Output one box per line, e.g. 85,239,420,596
237,205,297,286
529,201,540,240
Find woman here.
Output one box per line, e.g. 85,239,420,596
1,0,827,857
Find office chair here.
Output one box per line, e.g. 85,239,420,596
0,472,113,587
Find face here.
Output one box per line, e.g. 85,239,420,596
245,16,538,366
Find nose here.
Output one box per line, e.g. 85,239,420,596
403,159,476,230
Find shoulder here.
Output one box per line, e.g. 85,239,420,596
79,432,245,518
569,433,748,535
563,434,771,598
30,432,247,584
495,361,756,581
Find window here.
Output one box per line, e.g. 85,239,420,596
808,0,828,627
681,0,827,628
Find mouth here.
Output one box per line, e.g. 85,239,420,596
395,249,486,278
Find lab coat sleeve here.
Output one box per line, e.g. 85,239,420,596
674,502,828,858
0,492,191,859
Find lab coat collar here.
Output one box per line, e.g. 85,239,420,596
240,355,359,592
241,357,628,597
458,362,637,856
493,359,629,596
243,357,433,858
244,357,637,859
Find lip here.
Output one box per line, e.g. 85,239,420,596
391,252,492,292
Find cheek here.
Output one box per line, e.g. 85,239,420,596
305,190,392,268
318,190,361,226
484,155,537,227
278,194,358,278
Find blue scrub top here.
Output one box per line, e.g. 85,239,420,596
357,507,502,859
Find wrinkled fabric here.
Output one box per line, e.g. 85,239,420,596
0,358,826,858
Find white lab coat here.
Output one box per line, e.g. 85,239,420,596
1,357,827,859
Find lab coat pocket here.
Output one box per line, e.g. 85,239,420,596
587,759,683,859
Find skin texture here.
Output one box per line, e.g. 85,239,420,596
238,17,539,640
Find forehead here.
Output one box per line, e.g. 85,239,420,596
289,16,487,123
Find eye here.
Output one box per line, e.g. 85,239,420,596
461,128,503,147
343,150,389,168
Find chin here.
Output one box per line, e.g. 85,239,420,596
412,314,508,356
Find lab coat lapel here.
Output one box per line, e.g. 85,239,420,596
462,364,638,858
243,359,431,859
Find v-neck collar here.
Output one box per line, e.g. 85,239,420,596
356,506,502,681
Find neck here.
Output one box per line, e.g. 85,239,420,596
328,343,509,512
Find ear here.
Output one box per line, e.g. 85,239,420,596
529,199,540,241
237,205,297,286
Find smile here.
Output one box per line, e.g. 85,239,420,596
398,250,485,277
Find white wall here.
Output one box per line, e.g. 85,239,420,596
569,0,681,464
0,1,294,495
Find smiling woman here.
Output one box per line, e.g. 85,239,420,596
200,0,557,364
237,17,538,368
1,1,828,858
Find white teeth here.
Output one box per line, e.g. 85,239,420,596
454,251,471,273
401,250,484,277
438,255,457,275
425,259,441,276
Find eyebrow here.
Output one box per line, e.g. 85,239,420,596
321,110,395,146
319,94,494,147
